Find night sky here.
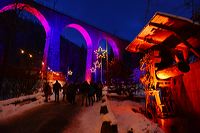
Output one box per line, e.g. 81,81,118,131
34,0,200,42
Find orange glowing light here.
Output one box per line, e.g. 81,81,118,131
156,73,170,79
156,62,190,79
29,54,33,58
20,49,24,54
56,73,59,76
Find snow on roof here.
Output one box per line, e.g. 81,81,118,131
126,12,200,53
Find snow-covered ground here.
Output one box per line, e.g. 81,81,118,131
0,91,65,120
108,98,164,133
102,86,164,133
0,92,45,120
0,91,103,133
62,101,102,133
1,85,165,133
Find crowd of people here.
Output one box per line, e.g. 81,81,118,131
43,80,103,106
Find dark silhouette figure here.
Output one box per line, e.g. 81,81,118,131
80,81,90,106
67,83,77,104
66,83,73,104
43,82,51,102
71,83,77,104
53,80,61,102
96,82,103,102
62,82,68,102
97,82,103,101
88,82,96,106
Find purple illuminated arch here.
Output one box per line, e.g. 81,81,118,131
66,24,92,82
0,3,50,71
98,37,119,59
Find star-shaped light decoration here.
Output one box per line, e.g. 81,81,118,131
94,60,101,69
67,70,73,75
90,67,96,73
94,46,107,59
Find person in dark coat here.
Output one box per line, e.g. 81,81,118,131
97,82,103,100
66,83,73,103
88,82,95,106
71,83,77,104
80,81,90,106
95,82,101,102
44,81,51,102
62,82,68,102
67,83,77,104
53,80,62,102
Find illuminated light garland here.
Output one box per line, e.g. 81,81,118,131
90,67,96,73
94,60,101,68
94,46,107,59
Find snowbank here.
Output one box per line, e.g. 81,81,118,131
104,86,163,133
0,92,43,106
0,92,45,120
99,86,119,133
100,95,117,125
109,100,164,133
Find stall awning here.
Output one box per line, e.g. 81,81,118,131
126,12,200,54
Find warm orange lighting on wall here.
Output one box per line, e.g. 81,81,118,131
156,66,182,80
156,62,190,79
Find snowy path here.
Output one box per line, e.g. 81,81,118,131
63,101,102,133
0,96,102,133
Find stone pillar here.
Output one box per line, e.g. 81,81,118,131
47,17,62,71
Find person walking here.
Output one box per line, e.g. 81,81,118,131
53,80,61,102
62,82,68,102
44,81,51,102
